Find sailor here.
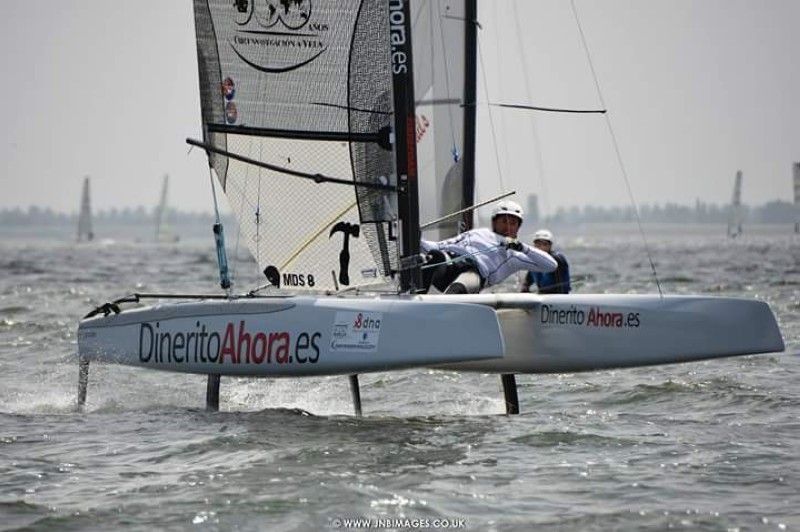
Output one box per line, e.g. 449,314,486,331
521,229,571,294
420,200,557,294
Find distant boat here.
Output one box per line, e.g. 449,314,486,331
154,174,179,243
794,163,799,234
727,170,743,238
77,176,94,242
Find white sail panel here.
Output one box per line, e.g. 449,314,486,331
222,134,393,291
412,0,471,240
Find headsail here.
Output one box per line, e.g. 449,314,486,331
413,0,477,239
77,176,94,242
727,170,743,238
193,0,399,291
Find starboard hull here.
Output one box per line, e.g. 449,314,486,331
77,296,504,377
425,294,785,373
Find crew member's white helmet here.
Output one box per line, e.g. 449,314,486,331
533,229,554,244
491,200,524,223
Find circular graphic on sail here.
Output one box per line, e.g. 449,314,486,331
225,102,238,124
222,77,236,101
232,0,254,25
255,0,312,30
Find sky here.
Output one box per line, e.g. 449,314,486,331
1,0,798,216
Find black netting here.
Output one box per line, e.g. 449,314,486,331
193,0,399,285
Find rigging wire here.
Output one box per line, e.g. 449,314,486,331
486,6,514,192
569,0,663,297
255,142,263,268
231,139,251,288
432,2,460,161
476,31,506,195
207,165,232,294
510,0,552,221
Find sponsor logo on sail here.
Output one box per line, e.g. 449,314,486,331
229,0,329,73
389,0,408,74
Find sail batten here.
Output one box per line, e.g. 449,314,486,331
206,124,387,143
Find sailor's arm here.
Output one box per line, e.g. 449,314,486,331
506,239,557,272
421,230,474,255
556,253,571,291
420,239,438,253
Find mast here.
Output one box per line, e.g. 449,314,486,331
461,0,478,231
390,0,421,291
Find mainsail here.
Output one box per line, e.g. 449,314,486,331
727,170,743,238
413,0,477,240
193,0,400,291
77,176,94,242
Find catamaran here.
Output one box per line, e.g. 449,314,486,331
77,0,784,415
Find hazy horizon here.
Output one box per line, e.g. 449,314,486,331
1,1,798,217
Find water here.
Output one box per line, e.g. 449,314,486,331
1,224,798,531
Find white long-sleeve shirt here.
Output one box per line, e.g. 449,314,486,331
421,228,557,288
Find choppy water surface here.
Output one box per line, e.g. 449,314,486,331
1,224,798,531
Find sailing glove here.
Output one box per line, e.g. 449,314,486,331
505,239,523,252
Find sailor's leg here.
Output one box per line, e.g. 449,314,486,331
444,270,482,294
77,357,90,407
349,374,362,417
501,373,520,415
421,251,447,293
206,374,221,411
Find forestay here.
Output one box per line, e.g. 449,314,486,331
194,0,399,292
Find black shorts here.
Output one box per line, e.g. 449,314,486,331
421,250,483,293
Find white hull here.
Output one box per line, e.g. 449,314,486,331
79,293,784,378
425,294,784,373
78,296,504,377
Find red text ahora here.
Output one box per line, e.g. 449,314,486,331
540,304,640,328
138,321,321,365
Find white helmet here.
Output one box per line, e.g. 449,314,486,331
491,200,524,223
533,229,553,244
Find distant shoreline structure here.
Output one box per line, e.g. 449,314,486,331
3,199,797,226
